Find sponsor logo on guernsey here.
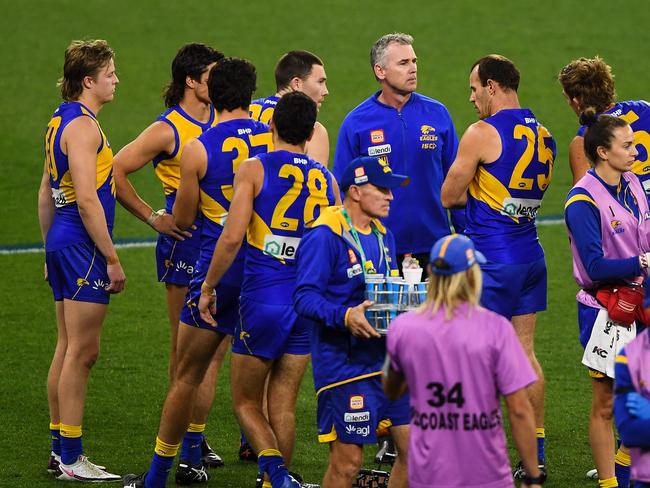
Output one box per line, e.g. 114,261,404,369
51,188,68,208
345,424,370,436
237,127,252,135
349,394,364,410
263,234,301,260
293,157,308,165
610,219,625,235
420,124,438,150
525,117,537,124
370,130,385,144
347,263,363,278
367,144,391,157
344,411,370,423
500,197,542,219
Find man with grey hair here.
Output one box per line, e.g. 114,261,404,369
334,32,464,273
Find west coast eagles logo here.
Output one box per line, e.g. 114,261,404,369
420,124,438,150
377,157,392,174
610,219,624,235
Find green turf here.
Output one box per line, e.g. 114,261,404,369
2,0,649,485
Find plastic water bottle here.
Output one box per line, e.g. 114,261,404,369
401,253,419,270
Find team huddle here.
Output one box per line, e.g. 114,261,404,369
38,32,650,488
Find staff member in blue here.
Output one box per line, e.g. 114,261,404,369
333,32,464,269
294,156,410,487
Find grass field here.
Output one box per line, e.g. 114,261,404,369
2,0,650,486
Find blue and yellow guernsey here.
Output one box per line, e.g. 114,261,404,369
242,150,336,304
197,119,272,285
153,104,217,212
294,206,399,393
465,108,555,264
249,95,278,124
45,101,115,251
577,100,650,195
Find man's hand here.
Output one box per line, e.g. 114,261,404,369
198,282,218,326
346,300,380,339
626,392,650,420
150,211,193,241
106,260,126,294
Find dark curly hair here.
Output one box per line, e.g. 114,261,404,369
272,92,317,145
163,43,224,108
208,57,257,112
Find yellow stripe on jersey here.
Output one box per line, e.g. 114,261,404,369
247,210,275,251
468,166,517,222
95,125,114,194
155,110,217,195
199,189,229,226
615,354,628,364
565,193,598,209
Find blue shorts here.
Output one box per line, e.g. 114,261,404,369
156,234,200,286
179,261,240,336
578,302,600,349
45,241,110,304
317,376,410,445
233,295,309,360
480,257,547,319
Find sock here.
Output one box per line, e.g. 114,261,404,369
60,424,83,465
180,423,205,466
535,427,545,462
614,448,631,488
262,482,272,488
145,437,180,488
258,449,288,487
50,422,61,456
241,430,248,446
598,477,618,488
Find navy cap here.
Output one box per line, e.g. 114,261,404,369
429,234,486,276
340,156,409,192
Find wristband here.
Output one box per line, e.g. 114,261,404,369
147,209,166,226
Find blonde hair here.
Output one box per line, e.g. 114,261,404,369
58,39,114,101
418,264,482,319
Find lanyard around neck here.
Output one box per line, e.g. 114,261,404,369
340,208,386,275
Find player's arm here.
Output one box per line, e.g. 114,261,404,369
568,135,590,184
38,161,54,280
65,117,125,293
114,121,191,239
382,354,407,400
38,161,54,245
505,389,543,487
441,122,496,208
306,121,329,166
198,158,262,324
172,139,207,229
331,175,342,206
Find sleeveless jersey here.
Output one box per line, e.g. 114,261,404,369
249,95,279,124
44,101,115,251
465,108,555,264
577,100,650,195
153,104,217,210
197,118,272,285
242,150,336,303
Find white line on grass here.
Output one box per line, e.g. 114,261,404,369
0,216,566,255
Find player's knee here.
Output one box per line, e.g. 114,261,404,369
591,398,614,421
330,446,363,479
